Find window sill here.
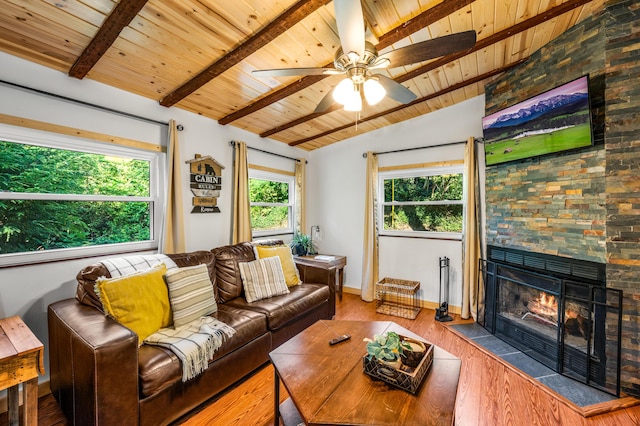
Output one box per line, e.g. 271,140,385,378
379,232,462,241
0,241,158,268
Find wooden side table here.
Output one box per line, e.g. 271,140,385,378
295,255,347,300
0,316,44,426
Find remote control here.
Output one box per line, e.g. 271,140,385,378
329,334,351,345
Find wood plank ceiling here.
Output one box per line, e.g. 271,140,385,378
0,0,603,151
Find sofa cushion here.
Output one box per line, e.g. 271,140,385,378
164,264,217,327
239,257,289,303
211,243,257,302
254,245,302,287
96,263,172,343
225,283,329,330
137,305,268,398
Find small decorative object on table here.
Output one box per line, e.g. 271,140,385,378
289,233,316,256
363,331,433,394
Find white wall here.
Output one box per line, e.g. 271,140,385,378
307,96,485,310
0,52,306,382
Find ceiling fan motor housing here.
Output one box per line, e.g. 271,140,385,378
334,41,379,79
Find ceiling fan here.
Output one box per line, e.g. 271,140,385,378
252,0,476,113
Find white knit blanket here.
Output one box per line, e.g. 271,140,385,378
101,254,177,277
144,317,236,382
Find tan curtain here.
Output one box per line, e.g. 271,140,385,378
161,120,186,254
462,137,483,320
361,152,379,302
232,141,252,244
295,159,307,234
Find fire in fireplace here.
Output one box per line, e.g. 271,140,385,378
480,246,623,396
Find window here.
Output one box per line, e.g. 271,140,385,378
378,165,464,239
0,128,162,266
249,169,295,237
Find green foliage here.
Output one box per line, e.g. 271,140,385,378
249,178,288,203
0,141,151,254
383,174,463,232
249,178,290,231
289,233,316,256
365,332,412,362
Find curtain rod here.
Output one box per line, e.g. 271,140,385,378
362,138,482,158
0,79,170,127
229,140,304,163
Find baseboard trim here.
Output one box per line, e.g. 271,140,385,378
0,381,51,414
341,287,461,315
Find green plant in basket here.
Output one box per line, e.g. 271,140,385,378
364,331,412,362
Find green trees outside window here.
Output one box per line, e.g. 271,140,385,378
382,172,463,234
249,178,291,231
0,140,152,255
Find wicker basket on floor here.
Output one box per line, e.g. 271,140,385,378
375,277,421,319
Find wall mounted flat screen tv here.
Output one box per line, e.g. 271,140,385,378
482,75,593,166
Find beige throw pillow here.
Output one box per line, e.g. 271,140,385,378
164,263,217,328
239,257,289,303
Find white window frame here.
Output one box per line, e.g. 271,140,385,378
378,165,464,240
0,125,164,267
249,169,295,238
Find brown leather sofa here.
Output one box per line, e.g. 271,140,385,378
47,240,336,426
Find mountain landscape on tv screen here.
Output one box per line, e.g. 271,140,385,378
483,92,590,143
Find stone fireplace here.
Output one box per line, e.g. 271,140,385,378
483,2,639,397
481,246,622,396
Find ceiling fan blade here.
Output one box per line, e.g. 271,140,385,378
374,75,417,104
252,68,340,77
382,30,477,68
314,86,337,113
334,0,365,59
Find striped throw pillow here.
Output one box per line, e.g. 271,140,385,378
164,264,217,328
238,257,289,303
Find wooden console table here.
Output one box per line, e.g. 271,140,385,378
0,316,44,426
295,255,347,300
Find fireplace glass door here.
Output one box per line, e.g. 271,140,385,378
495,265,562,370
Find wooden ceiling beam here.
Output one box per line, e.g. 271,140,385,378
159,0,331,108
218,0,475,125
261,0,592,139
69,0,149,79
375,0,474,51
287,59,528,148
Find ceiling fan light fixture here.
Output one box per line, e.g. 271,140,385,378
333,77,356,105
364,78,386,105
343,91,362,112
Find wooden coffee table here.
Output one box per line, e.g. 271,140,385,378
270,320,461,426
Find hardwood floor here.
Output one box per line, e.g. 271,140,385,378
6,293,640,425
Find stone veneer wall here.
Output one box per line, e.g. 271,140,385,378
484,1,639,397
603,0,640,398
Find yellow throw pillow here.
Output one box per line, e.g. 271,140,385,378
96,263,172,344
254,245,302,287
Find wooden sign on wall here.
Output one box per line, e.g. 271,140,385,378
185,154,225,213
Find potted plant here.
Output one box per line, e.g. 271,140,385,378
364,331,412,369
289,233,316,256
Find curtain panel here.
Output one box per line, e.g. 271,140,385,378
160,119,186,254
361,152,379,302
462,137,483,320
232,141,252,244
295,159,307,234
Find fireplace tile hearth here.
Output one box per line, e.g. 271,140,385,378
449,323,617,407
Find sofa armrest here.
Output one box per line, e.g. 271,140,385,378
294,260,337,317
48,298,139,426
